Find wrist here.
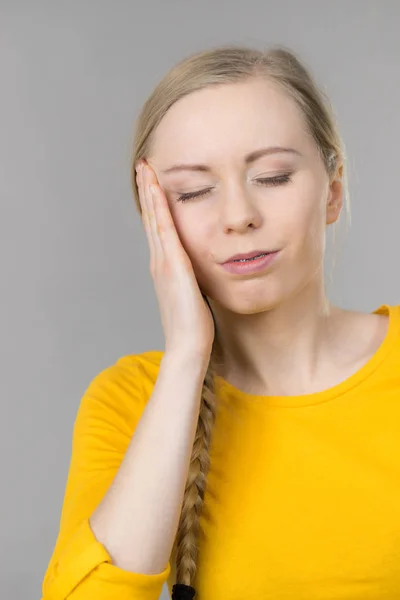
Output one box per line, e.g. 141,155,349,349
162,347,211,372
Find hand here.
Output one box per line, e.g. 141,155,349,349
135,161,215,360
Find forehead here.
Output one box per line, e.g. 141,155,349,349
150,78,314,165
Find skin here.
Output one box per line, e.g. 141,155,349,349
143,77,388,397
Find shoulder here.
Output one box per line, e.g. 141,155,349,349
84,350,165,396
74,350,165,441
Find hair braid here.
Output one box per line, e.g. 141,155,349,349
172,341,220,599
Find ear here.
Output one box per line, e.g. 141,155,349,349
326,164,344,225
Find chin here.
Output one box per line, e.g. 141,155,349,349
210,284,285,315
232,297,280,315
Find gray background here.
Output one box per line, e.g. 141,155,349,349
1,1,399,598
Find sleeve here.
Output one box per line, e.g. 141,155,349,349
41,354,171,600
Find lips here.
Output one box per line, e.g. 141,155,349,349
223,250,272,264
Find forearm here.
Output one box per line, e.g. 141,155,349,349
89,351,209,575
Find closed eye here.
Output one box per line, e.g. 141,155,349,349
176,172,293,203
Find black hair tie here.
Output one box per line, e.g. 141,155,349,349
172,583,196,599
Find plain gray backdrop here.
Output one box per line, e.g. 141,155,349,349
1,1,400,598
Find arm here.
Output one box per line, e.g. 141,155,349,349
90,350,208,573
41,350,209,600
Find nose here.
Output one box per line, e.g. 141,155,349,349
220,183,262,233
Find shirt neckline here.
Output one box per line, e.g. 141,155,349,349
214,304,399,408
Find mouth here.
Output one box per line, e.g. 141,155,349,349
220,250,281,274
222,250,277,264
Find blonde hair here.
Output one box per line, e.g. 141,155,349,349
130,44,349,599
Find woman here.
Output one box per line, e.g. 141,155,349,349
41,44,400,600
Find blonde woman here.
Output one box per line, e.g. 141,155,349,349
41,45,400,600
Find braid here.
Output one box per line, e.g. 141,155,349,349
171,341,220,599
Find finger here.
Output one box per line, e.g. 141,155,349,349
137,163,156,261
149,182,190,266
143,165,164,262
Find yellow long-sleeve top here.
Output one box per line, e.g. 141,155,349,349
42,303,400,600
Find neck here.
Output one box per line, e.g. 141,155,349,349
208,277,345,396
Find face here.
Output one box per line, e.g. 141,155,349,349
147,77,342,315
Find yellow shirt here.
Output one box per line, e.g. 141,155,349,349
42,303,400,600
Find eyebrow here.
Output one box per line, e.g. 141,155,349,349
161,146,302,174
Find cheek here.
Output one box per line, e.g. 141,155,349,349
284,185,325,236
278,189,326,267
295,200,327,260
